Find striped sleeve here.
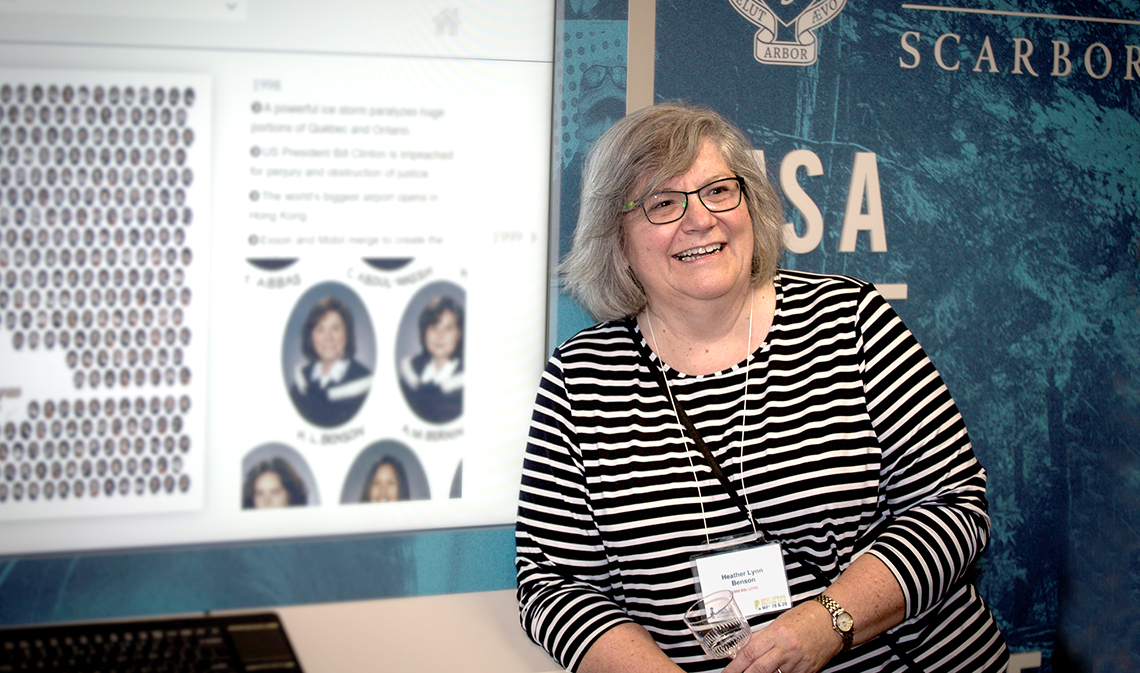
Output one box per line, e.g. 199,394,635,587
854,284,993,618
515,340,633,671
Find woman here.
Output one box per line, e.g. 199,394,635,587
399,295,464,423
289,296,372,427
242,457,307,509
359,456,410,503
515,103,1008,673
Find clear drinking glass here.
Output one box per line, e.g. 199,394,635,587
683,590,752,659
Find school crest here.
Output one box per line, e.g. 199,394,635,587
730,0,846,66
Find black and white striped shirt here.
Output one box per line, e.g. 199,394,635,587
516,270,1009,672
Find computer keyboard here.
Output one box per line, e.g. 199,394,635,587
0,612,303,672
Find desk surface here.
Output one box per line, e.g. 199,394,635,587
263,589,564,673
255,592,1042,673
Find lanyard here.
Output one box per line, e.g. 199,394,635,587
647,361,762,539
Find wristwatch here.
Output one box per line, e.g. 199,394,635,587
815,594,854,651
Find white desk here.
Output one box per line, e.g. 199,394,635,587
250,591,1042,673
263,589,564,673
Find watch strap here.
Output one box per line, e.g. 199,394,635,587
815,594,854,651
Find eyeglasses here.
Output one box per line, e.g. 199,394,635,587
623,177,745,225
581,65,627,92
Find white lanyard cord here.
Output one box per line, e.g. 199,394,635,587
645,293,757,545
740,297,755,533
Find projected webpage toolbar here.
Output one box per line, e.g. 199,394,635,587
0,0,554,555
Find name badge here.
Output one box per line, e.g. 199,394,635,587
691,539,792,618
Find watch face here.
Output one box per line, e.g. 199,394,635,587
836,612,854,632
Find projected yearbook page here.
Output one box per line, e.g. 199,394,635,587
0,0,553,555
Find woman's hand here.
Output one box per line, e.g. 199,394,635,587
721,600,841,673
722,554,908,673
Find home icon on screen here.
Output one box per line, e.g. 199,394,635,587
435,8,459,36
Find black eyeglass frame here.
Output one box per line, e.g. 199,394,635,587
622,176,746,225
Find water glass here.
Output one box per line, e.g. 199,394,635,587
683,590,752,659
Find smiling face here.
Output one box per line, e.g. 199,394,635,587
425,309,461,365
622,140,754,315
311,309,347,366
368,462,402,502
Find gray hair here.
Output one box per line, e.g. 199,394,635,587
560,102,784,322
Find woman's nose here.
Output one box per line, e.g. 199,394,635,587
679,195,717,232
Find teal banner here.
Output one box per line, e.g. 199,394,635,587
644,1,1140,670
